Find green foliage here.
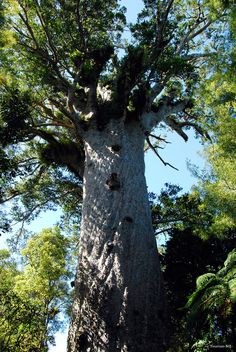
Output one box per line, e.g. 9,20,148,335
0,249,18,290
0,1,234,350
0,86,83,234
0,291,50,352
0,0,125,89
0,0,233,235
190,3,236,236
185,249,236,350
162,227,236,350
0,227,73,351
153,184,236,351
150,184,214,239
0,88,31,146
15,227,70,303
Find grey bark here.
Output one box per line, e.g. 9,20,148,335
68,119,165,352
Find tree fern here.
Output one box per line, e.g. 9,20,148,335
186,249,236,350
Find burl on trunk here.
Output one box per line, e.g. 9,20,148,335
68,119,165,352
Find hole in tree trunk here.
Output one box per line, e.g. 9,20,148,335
77,332,89,351
106,173,120,190
124,216,133,223
111,144,121,152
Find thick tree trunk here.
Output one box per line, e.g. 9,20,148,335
68,120,165,352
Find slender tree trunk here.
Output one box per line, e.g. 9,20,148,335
68,120,165,352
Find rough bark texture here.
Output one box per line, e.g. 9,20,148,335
68,120,165,352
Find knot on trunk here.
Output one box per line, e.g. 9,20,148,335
111,144,121,152
106,241,114,253
106,173,120,191
124,216,133,223
77,332,89,351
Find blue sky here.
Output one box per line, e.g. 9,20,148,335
145,130,204,194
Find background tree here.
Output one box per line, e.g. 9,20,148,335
0,1,234,350
150,185,236,351
189,0,236,235
0,227,72,351
162,7,236,347
150,184,214,239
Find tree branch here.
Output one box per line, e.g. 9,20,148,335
34,3,58,62
146,136,179,170
148,133,171,144
165,117,189,141
35,102,74,129
154,227,173,236
177,19,212,54
182,52,217,61
178,120,211,139
17,2,40,49
2,190,22,203
165,0,175,20
141,97,190,131
147,83,166,109
16,2,75,96
76,0,87,49
48,98,86,137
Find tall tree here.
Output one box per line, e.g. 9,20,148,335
0,1,233,350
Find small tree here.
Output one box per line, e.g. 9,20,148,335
0,227,72,351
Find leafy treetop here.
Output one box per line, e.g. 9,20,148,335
0,0,234,233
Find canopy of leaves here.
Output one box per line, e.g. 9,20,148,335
0,0,234,235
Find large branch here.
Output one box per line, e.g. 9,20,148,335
141,97,190,131
146,83,166,110
177,120,211,139
76,0,87,49
35,129,85,179
35,102,74,129
47,98,86,137
165,117,188,141
156,0,175,41
163,0,175,24
181,52,217,61
17,36,71,94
